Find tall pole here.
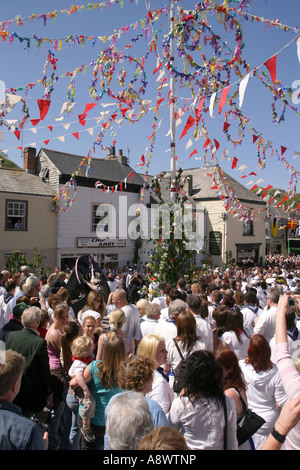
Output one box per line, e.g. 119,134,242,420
169,0,176,202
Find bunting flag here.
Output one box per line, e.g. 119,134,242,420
239,73,250,108
189,149,198,159
179,115,195,140
264,55,277,86
4,93,22,114
37,99,51,120
209,92,216,118
218,85,230,114
232,156,238,169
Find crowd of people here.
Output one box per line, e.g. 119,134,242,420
1,253,300,451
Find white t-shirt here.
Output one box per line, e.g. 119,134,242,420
121,303,142,341
140,318,159,337
221,329,251,360
146,369,174,415
168,394,238,450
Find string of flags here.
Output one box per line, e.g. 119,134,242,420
1,0,300,218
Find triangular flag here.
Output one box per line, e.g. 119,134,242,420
296,36,300,64
203,137,211,149
5,93,22,114
264,55,277,86
179,115,195,140
232,157,238,169
209,92,216,118
14,130,21,140
37,99,51,120
214,139,220,150
252,135,259,143
48,126,53,132
281,146,287,155
251,185,258,191
83,103,97,114
153,58,162,74
30,119,40,126
44,139,50,145
196,96,205,121
218,85,230,114
239,73,250,108
223,122,230,132
78,114,87,126
185,139,193,151
72,132,79,140
140,155,145,166
189,149,198,159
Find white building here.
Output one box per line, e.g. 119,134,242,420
35,146,150,271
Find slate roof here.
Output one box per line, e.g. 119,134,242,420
39,148,144,187
159,166,266,205
0,167,55,196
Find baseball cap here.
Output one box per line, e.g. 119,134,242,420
13,302,28,318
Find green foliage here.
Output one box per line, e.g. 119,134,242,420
4,251,27,274
146,169,196,286
4,246,52,276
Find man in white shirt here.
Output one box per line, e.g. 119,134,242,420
112,288,142,345
107,273,120,293
154,299,187,344
241,291,263,336
140,303,160,337
186,294,213,351
253,286,281,342
151,283,172,311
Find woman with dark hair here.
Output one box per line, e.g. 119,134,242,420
212,305,229,351
215,348,252,450
239,334,287,449
165,311,206,388
168,350,238,450
220,306,251,360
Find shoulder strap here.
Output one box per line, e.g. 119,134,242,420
233,387,247,414
173,338,184,360
221,394,228,451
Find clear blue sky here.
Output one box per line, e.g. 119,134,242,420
0,0,300,194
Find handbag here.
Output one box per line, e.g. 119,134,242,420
235,388,266,446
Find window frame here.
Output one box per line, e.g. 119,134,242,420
5,199,28,231
91,203,112,234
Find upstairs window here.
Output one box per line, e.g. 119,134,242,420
5,200,28,231
92,203,111,233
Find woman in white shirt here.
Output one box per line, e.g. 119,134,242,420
168,350,238,450
239,334,287,449
220,306,251,360
137,333,174,414
165,310,206,388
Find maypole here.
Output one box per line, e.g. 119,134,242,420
169,0,176,202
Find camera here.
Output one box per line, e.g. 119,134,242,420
288,297,296,307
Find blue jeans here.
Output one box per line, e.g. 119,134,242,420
65,393,81,450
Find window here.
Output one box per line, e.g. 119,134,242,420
243,218,253,236
5,200,28,231
92,204,111,233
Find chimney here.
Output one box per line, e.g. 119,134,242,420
23,147,36,174
183,175,193,196
117,149,128,166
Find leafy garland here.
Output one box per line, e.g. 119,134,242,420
146,168,197,286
